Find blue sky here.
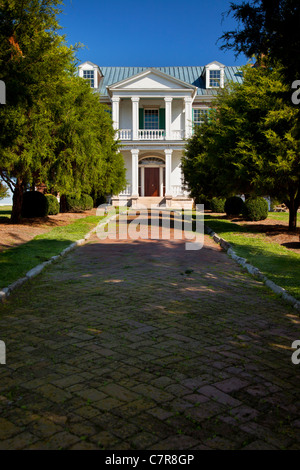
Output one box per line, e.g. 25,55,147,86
59,0,248,67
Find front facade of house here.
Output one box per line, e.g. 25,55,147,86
78,61,242,207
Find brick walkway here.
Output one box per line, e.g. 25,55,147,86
0,210,300,450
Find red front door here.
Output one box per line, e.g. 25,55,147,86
144,168,160,196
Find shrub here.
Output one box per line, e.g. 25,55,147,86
195,194,211,210
21,191,49,218
45,194,59,215
210,197,226,213
61,194,93,213
80,194,93,210
225,196,245,216
243,197,268,221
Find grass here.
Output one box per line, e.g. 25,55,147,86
267,211,299,226
0,205,12,219
204,213,300,300
0,215,103,287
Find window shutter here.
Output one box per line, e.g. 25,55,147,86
159,108,165,130
139,109,144,129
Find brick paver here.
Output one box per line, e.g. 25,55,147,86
0,210,300,449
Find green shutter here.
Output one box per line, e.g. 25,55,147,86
159,108,165,130
139,108,144,129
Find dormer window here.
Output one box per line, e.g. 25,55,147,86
209,70,221,87
83,70,95,88
203,61,225,89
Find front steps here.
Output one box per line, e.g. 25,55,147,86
135,197,164,208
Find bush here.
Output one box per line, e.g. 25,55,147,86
45,194,59,215
21,191,49,218
210,197,226,213
195,194,211,210
225,196,245,216
80,194,93,210
61,194,93,213
243,197,268,221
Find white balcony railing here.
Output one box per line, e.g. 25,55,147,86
118,129,185,141
138,129,165,140
171,185,190,197
171,130,184,140
119,184,131,196
119,129,132,140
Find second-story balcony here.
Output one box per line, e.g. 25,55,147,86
118,129,184,141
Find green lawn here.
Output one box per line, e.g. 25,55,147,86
204,213,300,300
0,215,103,287
0,205,12,219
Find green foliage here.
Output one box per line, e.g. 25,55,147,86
210,197,226,213
243,196,268,221
81,194,93,211
183,64,300,230
45,194,59,215
21,191,49,218
220,1,300,87
0,181,8,200
0,0,126,223
62,193,93,213
225,196,245,216
194,194,211,210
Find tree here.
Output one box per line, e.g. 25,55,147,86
220,0,300,86
0,180,8,200
182,65,300,230
0,0,126,222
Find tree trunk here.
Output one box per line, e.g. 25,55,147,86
287,199,298,231
10,179,24,224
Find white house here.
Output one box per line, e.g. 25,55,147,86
78,61,243,207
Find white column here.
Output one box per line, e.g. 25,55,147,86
184,97,193,138
131,97,140,140
164,97,173,140
111,96,120,132
164,149,172,196
141,166,145,197
159,166,164,197
131,149,139,196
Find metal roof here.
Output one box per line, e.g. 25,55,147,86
95,66,243,97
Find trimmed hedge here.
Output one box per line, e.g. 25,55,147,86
210,197,226,213
225,196,245,216
45,194,59,215
61,194,93,213
243,196,268,221
21,191,49,218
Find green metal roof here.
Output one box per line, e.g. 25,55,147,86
95,66,243,97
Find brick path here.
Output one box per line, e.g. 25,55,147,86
0,210,300,449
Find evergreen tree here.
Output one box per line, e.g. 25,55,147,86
182,65,300,230
0,0,126,222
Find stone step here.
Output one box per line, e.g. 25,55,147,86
135,197,164,208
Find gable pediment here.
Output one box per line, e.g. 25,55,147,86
108,68,196,92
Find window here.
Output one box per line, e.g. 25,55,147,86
144,109,159,129
209,70,221,87
83,70,95,88
193,109,210,127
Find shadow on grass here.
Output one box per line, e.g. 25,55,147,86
204,215,247,233
222,238,300,300
0,238,72,287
